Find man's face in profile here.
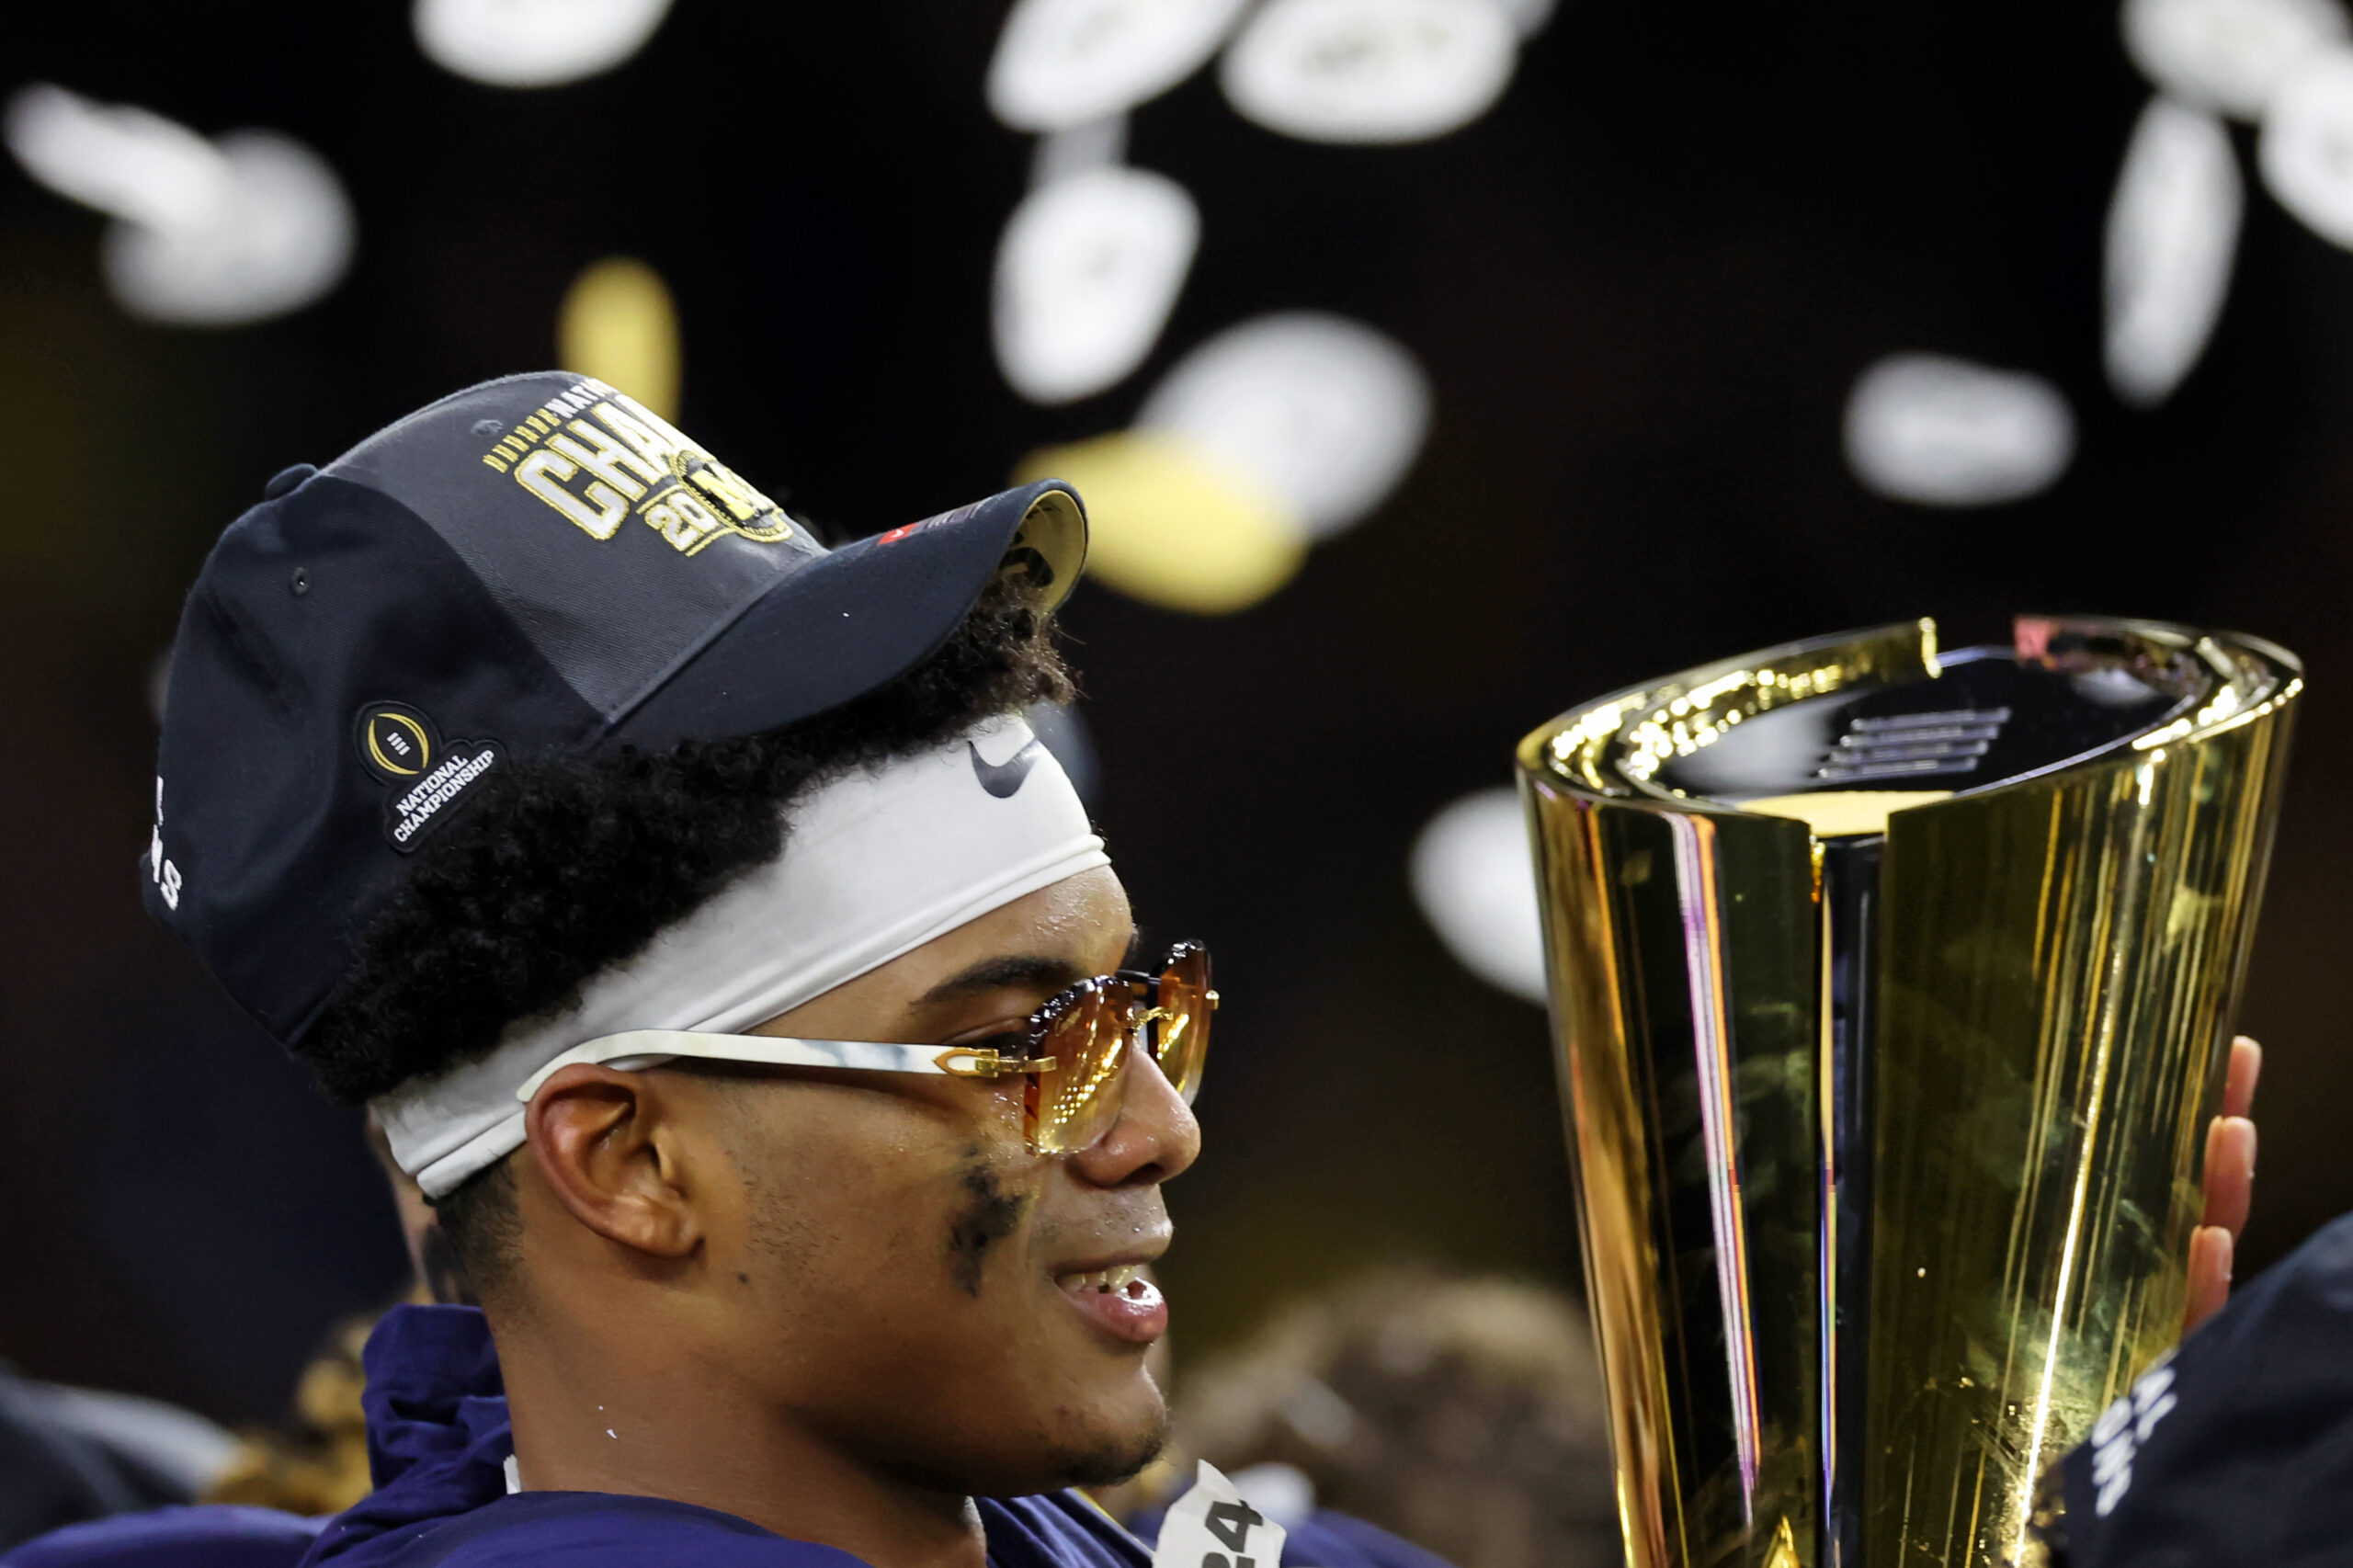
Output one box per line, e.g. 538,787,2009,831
611,865,1197,1495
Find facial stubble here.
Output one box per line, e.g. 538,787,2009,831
943,1149,1171,1488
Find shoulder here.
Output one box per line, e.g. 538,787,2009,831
317,1494,867,1568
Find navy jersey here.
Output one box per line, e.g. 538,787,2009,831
6,1306,1151,1568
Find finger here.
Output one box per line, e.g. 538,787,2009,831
2224,1036,2263,1119
2184,1224,2234,1335
2201,1115,2257,1237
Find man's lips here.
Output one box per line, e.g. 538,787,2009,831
1053,1260,1168,1344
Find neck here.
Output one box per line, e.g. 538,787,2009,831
492,1312,988,1568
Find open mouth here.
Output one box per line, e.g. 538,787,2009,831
1053,1261,1168,1343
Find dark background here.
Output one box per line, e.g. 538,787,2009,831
4,0,2348,1425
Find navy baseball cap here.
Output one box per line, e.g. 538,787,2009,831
2040,1210,2353,1565
140,370,1088,1048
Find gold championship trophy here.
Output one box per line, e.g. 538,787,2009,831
1516,617,2298,1568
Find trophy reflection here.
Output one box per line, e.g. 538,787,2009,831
1517,618,2296,1568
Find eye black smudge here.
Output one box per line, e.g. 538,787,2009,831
947,1161,1027,1298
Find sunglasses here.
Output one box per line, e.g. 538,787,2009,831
521,942,1214,1156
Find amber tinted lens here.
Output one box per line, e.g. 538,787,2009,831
1028,982,1134,1154
1154,945,1211,1104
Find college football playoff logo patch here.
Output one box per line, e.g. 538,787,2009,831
353,701,502,853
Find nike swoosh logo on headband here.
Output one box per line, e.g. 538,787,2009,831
969,738,1045,799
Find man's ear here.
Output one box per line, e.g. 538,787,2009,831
522,1064,706,1261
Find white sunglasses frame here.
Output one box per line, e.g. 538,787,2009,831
513,1028,1053,1105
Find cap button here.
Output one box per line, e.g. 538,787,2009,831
264,463,317,500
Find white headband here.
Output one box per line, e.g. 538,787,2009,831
373,714,1108,1198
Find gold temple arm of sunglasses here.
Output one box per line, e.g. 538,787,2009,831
934,1048,1059,1079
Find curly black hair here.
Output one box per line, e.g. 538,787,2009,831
301,574,1074,1107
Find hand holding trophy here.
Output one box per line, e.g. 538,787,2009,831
1518,617,2296,1568
2185,1033,2260,1335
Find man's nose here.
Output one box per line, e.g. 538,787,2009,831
1067,1045,1200,1187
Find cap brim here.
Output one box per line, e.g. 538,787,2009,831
603,480,1086,754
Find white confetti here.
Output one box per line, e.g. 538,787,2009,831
2105,97,2241,406
2121,0,2347,119
990,0,1253,131
1138,312,1431,539
1843,354,2076,507
1410,789,1547,1006
2260,49,2353,249
1221,0,1518,144
6,85,352,326
994,165,1199,404
414,0,674,88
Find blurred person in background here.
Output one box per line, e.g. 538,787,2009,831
1120,1269,1618,1568
0,1369,237,1553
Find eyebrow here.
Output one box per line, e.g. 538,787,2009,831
914,954,1093,1008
